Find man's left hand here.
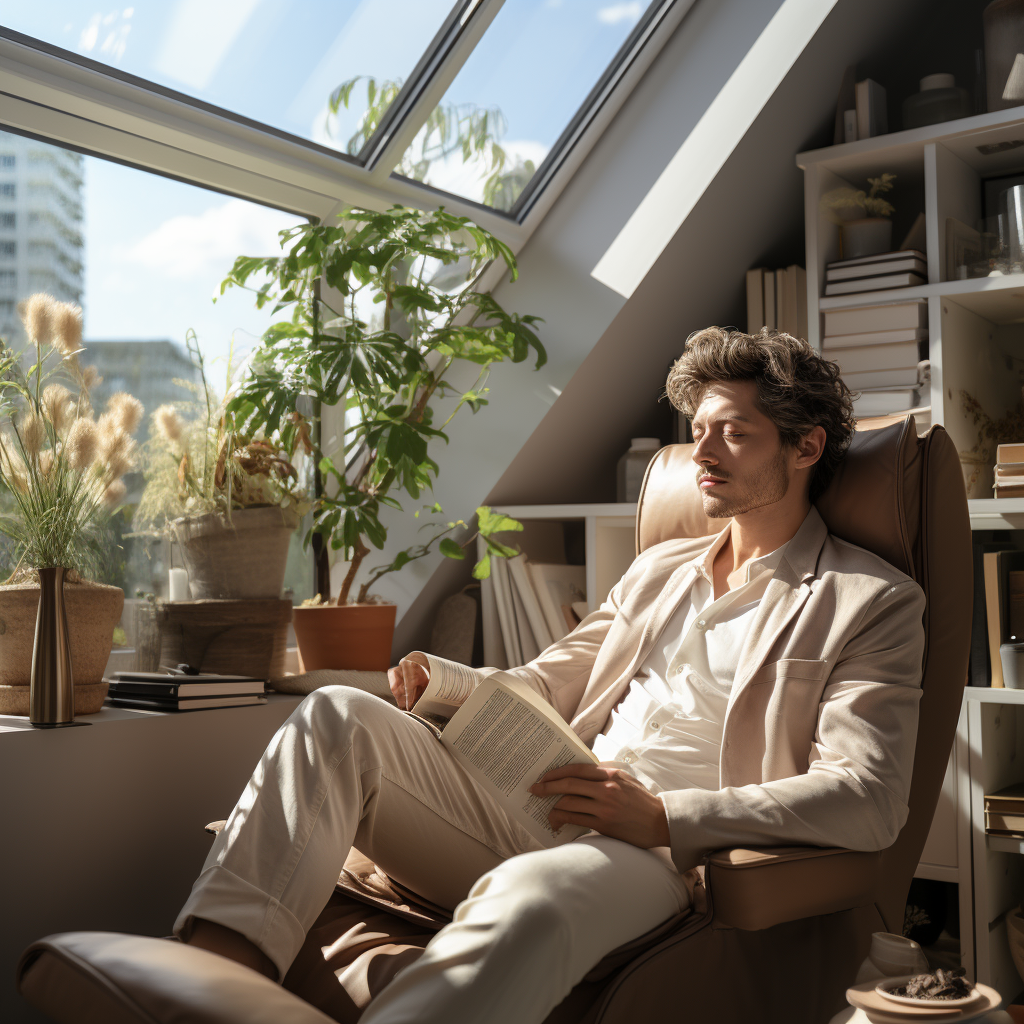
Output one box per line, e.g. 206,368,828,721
528,764,671,848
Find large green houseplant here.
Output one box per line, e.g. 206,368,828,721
223,204,544,669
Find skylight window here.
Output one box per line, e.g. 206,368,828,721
2,1,458,157
388,0,659,213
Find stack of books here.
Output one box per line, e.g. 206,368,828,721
985,783,1024,837
995,443,1024,498
105,671,267,711
488,555,587,668
821,299,929,420
823,249,926,297
745,265,807,338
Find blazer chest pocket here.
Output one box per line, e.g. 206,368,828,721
747,658,828,686
743,660,829,767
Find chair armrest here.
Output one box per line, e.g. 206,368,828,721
706,845,882,931
17,932,339,1024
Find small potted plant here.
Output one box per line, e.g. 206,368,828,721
223,204,544,670
135,332,311,601
820,172,896,260
0,293,143,715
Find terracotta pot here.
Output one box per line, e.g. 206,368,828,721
0,579,124,715
292,604,397,671
173,506,298,600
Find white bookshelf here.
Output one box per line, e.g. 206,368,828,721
799,105,1024,503
499,502,637,610
798,107,1024,999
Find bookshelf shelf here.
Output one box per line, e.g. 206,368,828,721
820,273,1024,325
969,499,1024,530
987,835,1024,856
797,103,1024,178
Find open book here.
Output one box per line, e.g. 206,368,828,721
407,653,599,847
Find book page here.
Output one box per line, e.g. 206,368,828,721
440,672,599,847
409,653,484,722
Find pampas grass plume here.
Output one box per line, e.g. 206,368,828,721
20,411,45,458
82,366,102,391
99,422,136,479
107,392,144,434
39,449,54,477
65,417,98,472
52,302,83,357
153,404,183,444
20,293,56,347
102,479,127,508
41,384,74,435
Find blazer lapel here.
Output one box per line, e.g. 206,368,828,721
726,507,828,717
569,559,701,738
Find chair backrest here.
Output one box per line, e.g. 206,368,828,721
634,419,972,931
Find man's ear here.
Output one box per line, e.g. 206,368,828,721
794,425,827,469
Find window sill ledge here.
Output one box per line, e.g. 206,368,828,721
0,691,302,734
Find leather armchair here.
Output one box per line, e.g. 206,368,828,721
17,418,972,1024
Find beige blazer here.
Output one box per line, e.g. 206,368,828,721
497,507,926,873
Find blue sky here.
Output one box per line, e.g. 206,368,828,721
3,0,646,363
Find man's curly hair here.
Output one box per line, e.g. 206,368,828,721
666,327,856,503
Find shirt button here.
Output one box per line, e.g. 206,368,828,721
650,720,661,730
622,753,636,764
696,619,707,630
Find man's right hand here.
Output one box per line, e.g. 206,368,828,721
388,656,429,710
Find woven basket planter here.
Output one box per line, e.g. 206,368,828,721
0,580,123,716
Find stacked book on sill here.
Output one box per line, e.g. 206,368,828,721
984,783,1024,838
480,521,587,670
822,298,930,432
745,264,807,338
823,249,926,297
105,671,267,711
994,443,1024,498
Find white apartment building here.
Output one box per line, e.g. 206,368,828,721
0,129,83,343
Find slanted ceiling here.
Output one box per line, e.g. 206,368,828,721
394,0,952,655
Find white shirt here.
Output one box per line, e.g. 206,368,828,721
591,527,789,794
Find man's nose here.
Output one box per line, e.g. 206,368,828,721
693,434,717,466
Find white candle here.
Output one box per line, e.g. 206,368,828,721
168,568,190,602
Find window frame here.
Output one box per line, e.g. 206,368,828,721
0,0,695,234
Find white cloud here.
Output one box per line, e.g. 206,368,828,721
127,199,296,285
153,0,260,92
79,8,133,61
597,2,642,25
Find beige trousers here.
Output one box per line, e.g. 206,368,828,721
174,686,690,1024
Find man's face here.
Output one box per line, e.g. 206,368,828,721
690,380,794,519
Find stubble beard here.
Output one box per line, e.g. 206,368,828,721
700,446,790,518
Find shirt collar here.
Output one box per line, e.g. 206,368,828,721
694,508,820,586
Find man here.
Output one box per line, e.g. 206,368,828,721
175,327,926,1024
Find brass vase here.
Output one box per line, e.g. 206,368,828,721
29,566,75,728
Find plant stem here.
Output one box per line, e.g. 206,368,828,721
339,536,368,604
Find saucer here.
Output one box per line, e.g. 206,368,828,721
876,976,980,1009
846,977,1000,1023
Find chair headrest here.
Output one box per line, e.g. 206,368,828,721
635,419,921,579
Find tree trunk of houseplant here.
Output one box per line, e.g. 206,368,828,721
292,603,397,672
172,506,299,600
0,579,124,715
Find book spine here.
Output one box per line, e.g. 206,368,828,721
746,268,764,333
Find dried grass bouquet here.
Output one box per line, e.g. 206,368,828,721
135,331,310,532
0,292,143,578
